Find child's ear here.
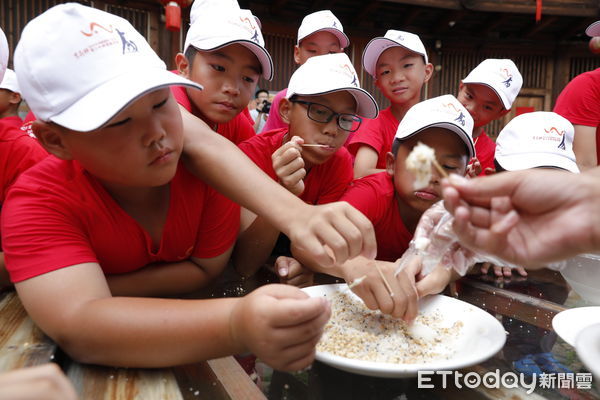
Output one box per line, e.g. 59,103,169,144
279,98,292,124
175,53,190,78
293,45,302,64
32,121,74,160
423,62,434,83
385,151,395,175
8,92,21,106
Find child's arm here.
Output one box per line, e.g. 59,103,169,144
353,146,386,178
179,107,377,267
232,208,280,277
106,249,233,297
15,264,330,371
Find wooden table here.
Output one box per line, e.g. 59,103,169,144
0,289,265,400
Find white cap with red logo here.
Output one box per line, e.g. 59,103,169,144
495,112,579,173
14,3,201,132
184,0,273,80
394,94,475,159
297,10,349,49
286,53,378,119
462,59,523,110
362,30,428,78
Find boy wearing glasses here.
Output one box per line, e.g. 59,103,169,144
234,53,378,278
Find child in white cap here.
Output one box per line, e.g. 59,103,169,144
173,0,272,145
278,94,473,319
4,3,332,371
348,30,434,179
262,10,349,132
235,52,377,279
457,58,523,175
0,69,22,127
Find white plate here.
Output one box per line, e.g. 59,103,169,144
552,307,600,346
302,284,506,378
575,323,600,378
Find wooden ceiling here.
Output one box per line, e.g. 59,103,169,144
240,0,599,49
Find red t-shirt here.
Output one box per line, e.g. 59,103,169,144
20,111,36,137
347,107,400,169
239,128,353,205
170,84,255,145
2,158,240,283
0,116,23,129
474,130,496,175
341,172,412,262
554,68,600,165
0,123,47,204
262,89,287,132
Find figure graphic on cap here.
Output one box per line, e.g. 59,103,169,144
457,58,523,176
116,28,138,54
554,22,600,172
348,29,434,179
5,2,339,374
173,0,273,145
235,53,377,281
262,9,349,132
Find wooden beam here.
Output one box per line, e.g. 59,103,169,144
269,0,289,15
558,18,596,41
382,0,462,10
352,1,381,26
433,10,466,34
521,15,559,38
462,0,600,18
399,7,423,26
476,13,510,36
309,0,336,11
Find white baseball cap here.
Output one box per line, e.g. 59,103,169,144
362,30,429,78
0,69,19,93
462,59,523,110
297,10,349,49
14,3,202,133
394,94,475,159
286,53,378,119
0,27,7,83
586,21,600,37
184,7,273,80
495,112,579,173
189,0,240,25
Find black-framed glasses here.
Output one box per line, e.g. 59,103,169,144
290,99,363,132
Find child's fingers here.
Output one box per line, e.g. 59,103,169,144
270,295,330,329
275,257,291,278
328,205,376,261
273,148,304,172
279,168,306,191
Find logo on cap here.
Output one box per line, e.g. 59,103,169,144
239,16,259,44
396,33,404,41
341,64,358,87
80,22,113,36
501,68,513,88
116,29,138,54
545,127,567,150
443,102,466,126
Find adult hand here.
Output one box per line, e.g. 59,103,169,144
230,284,330,371
442,169,600,266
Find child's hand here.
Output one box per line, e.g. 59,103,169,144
346,259,420,321
0,364,78,400
415,261,455,297
480,262,527,278
466,157,482,177
272,136,306,196
230,284,330,371
275,256,314,288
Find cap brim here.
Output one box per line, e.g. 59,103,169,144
191,39,273,81
586,21,600,37
299,28,350,49
496,153,579,173
396,122,475,160
461,80,510,110
51,68,202,132
362,37,426,77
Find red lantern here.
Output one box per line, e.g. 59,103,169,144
165,1,181,31
590,37,600,55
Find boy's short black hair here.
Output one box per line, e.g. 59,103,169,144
391,138,402,157
255,89,269,98
184,46,198,68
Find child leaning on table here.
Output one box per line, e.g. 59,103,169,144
234,52,378,280
456,58,522,176
3,3,330,372
283,95,475,320
172,0,271,145
347,30,433,178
